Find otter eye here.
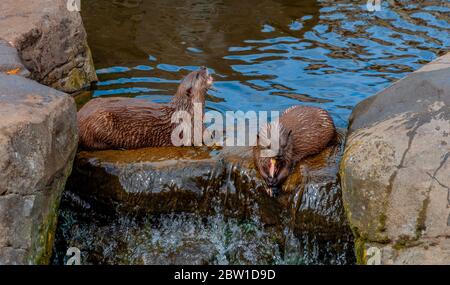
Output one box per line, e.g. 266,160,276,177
196,73,200,79
186,87,192,97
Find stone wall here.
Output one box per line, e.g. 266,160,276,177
0,74,78,264
0,0,97,93
0,0,87,264
340,53,450,264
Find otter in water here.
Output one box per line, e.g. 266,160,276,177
78,67,213,150
253,105,336,197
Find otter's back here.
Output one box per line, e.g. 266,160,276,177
77,97,173,149
280,105,336,161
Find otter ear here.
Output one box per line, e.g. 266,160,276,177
186,87,192,97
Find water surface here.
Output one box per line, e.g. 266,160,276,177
82,0,450,127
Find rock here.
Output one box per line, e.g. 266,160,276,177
67,146,341,222
0,39,30,77
68,147,273,218
369,237,450,265
340,53,450,264
0,0,97,93
55,143,355,264
0,74,78,264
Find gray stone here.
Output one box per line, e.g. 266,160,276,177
365,237,450,265
0,74,78,264
340,53,450,264
0,0,97,93
0,39,30,77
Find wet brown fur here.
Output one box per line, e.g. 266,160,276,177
78,67,212,150
253,105,337,193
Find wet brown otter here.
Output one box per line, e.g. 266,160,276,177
78,67,213,150
253,105,336,196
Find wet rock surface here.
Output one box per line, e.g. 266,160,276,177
0,39,30,77
0,74,78,264
53,144,355,265
340,53,450,264
0,0,97,93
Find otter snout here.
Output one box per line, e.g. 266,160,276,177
199,66,214,88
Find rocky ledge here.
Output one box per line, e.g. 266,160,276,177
340,53,450,264
53,144,355,264
0,74,78,264
0,0,97,93
0,0,90,264
0,40,30,78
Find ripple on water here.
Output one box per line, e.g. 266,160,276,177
82,0,448,128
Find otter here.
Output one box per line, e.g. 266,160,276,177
253,105,337,197
78,66,213,150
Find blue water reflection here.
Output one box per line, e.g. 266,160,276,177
84,0,450,128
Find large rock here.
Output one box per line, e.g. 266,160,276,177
340,53,450,264
0,0,97,93
68,146,340,223
54,144,355,264
0,74,78,264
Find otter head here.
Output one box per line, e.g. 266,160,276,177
173,66,213,109
253,122,294,197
